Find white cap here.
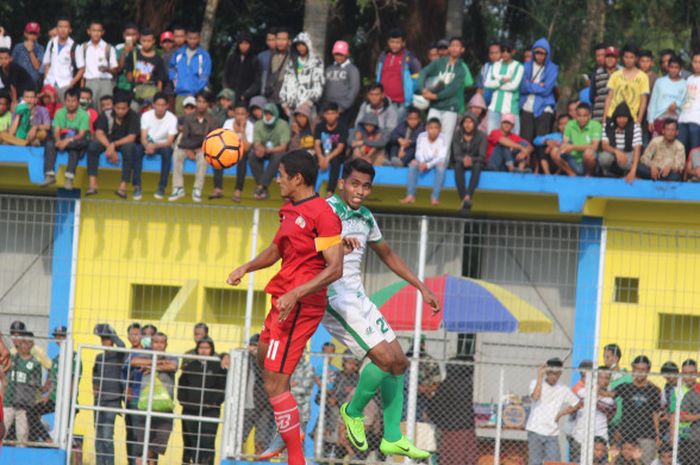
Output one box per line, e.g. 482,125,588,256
183,96,196,107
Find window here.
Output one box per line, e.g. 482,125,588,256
658,313,700,351
613,277,639,304
130,284,181,320
457,333,476,357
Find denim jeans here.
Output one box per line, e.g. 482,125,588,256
95,410,117,465
143,147,173,191
527,431,560,465
406,162,446,200
679,122,700,156
561,154,585,176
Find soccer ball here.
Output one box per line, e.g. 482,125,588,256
202,128,242,169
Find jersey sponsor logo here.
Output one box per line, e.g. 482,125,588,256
275,412,292,431
295,215,306,229
267,339,280,361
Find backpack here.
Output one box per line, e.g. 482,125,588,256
47,39,80,77
81,41,112,71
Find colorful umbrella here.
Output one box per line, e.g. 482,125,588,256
370,274,552,333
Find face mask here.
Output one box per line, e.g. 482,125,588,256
263,114,276,126
79,99,90,109
142,336,151,349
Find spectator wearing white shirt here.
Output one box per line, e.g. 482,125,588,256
570,368,615,463
42,17,85,103
213,102,254,201
401,118,447,206
525,358,581,465
81,20,117,106
140,92,178,199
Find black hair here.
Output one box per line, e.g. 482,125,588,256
406,106,421,117
557,114,570,123
488,41,501,48
0,47,10,55
172,24,186,33
56,16,71,26
280,149,319,187
594,436,607,446
593,43,607,51
194,322,209,334
141,323,158,333
322,342,336,349
186,27,200,35
621,44,639,57
140,27,154,38
664,118,679,129
604,343,622,359
80,87,93,97
323,102,339,113
100,94,114,102
153,331,168,341
22,88,37,95
123,22,138,32
367,82,384,93
114,93,131,105
194,90,211,102
342,157,376,181
65,87,80,100
632,354,651,368
639,49,653,59
88,19,103,28
127,322,141,332
428,42,438,50
387,28,405,40
0,93,10,104
661,361,679,374
660,48,675,58
659,444,673,455
546,357,563,368
448,36,463,46
276,27,291,37
668,55,683,68
266,27,278,36
567,99,580,107
426,117,442,127
576,102,592,113
152,92,168,104
196,336,216,354
682,358,698,368
233,101,248,111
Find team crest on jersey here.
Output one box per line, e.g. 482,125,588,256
366,327,374,336
295,215,306,229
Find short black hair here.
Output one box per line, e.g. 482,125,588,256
172,24,186,33
194,322,209,334
276,27,291,37
323,102,339,112
88,19,104,28
668,55,683,67
567,99,579,107
0,93,10,104
632,354,651,368
621,44,639,57
266,27,278,36
56,16,71,26
639,49,653,59
683,358,698,368
140,27,154,38
195,90,211,102
123,22,138,32
593,436,607,446
113,91,130,105
557,114,570,123
664,118,679,129
141,323,158,333
127,322,141,332
426,117,442,127
367,82,384,93
0,47,10,55
23,88,37,95
152,92,168,104
660,48,675,58
659,444,673,455
233,101,248,111
546,357,563,368
280,150,318,187
448,36,463,46
576,102,592,113
100,94,114,103
604,343,622,359
387,28,405,40
80,87,93,97
593,43,607,51
65,87,80,100
406,106,421,117
342,157,376,181
661,361,679,374
186,27,200,35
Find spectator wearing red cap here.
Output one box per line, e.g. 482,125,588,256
12,22,45,91
321,40,360,129
591,46,620,122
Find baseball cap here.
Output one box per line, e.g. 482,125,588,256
604,46,619,58
160,31,174,43
25,22,41,34
52,326,67,337
183,96,196,107
10,320,27,334
217,88,235,100
501,113,517,126
436,39,449,49
332,40,350,56
248,95,267,110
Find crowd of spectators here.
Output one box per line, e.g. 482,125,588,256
3,18,700,212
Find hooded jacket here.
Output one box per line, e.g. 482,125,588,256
520,38,558,117
389,119,425,165
452,112,487,164
375,48,422,107
418,56,473,112
169,45,212,96
605,102,636,152
467,93,489,133
253,103,291,147
354,97,399,132
322,58,361,112
177,338,227,416
280,32,325,109
223,33,261,102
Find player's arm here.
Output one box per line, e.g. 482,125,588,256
276,243,344,320
0,333,9,371
369,240,440,313
227,243,281,286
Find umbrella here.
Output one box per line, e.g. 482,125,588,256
370,274,552,333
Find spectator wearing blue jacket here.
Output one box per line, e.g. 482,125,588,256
375,28,422,117
519,38,558,145
169,28,211,115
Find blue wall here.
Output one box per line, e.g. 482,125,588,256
0,446,65,464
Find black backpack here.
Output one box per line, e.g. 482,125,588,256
47,39,80,77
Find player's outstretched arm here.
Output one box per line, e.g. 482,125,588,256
227,244,281,286
276,243,344,320
369,241,441,314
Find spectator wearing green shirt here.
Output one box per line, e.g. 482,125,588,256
41,87,90,189
551,102,601,176
9,88,51,146
4,334,43,444
0,93,17,144
250,103,290,200
114,24,140,95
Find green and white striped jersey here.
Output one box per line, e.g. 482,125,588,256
484,59,525,114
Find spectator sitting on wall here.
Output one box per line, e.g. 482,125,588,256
638,119,684,181
551,102,600,176
9,88,51,146
349,112,390,166
218,101,254,202
533,114,569,174
401,117,448,206
250,102,290,200
485,112,532,172
354,83,399,134
388,105,424,167
600,102,643,181
453,111,487,213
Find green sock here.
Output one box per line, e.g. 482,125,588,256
380,374,404,442
346,362,390,418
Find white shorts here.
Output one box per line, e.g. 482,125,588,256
323,291,397,358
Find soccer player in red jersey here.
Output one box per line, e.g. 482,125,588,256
227,150,343,465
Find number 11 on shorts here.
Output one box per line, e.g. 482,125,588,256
267,339,280,361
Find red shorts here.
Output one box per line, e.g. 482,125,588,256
260,298,325,375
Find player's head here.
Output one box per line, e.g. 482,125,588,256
278,150,318,199
338,158,375,209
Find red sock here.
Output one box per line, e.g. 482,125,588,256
270,391,305,465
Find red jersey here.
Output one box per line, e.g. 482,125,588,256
486,129,525,160
381,51,405,104
265,195,342,307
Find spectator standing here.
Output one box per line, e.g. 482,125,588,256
250,102,290,200
401,118,448,205
668,359,696,446
81,20,118,106
0,48,34,105
3,334,42,444
87,91,140,197
114,24,140,95
92,324,126,465
280,32,325,116
484,39,524,133
41,87,90,189
486,113,532,172
172,26,186,50
354,83,399,133
79,87,99,134
263,28,291,105
525,358,581,465
322,40,360,129
647,55,686,137
592,47,620,122
476,41,501,105
613,355,661,465
570,368,615,462
418,37,472,149
178,337,227,465
349,112,390,165
313,102,347,196
169,91,218,203
223,31,260,105
588,43,607,105
453,111,487,212
169,28,211,115
159,32,176,101
551,102,601,176
289,354,316,436
375,28,422,115
427,43,440,63
600,102,643,181
125,28,167,108
43,17,85,102
639,50,657,96
218,102,253,202
679,364,700,465
658,361,679,443
679,52,700,158
603,45,649,125
388,106,424,166
639,119,685,181
12,22,45,90
140,92,178,199
257,28,277,95
122,323,143,465
9,88,51,146
519,38,558,144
